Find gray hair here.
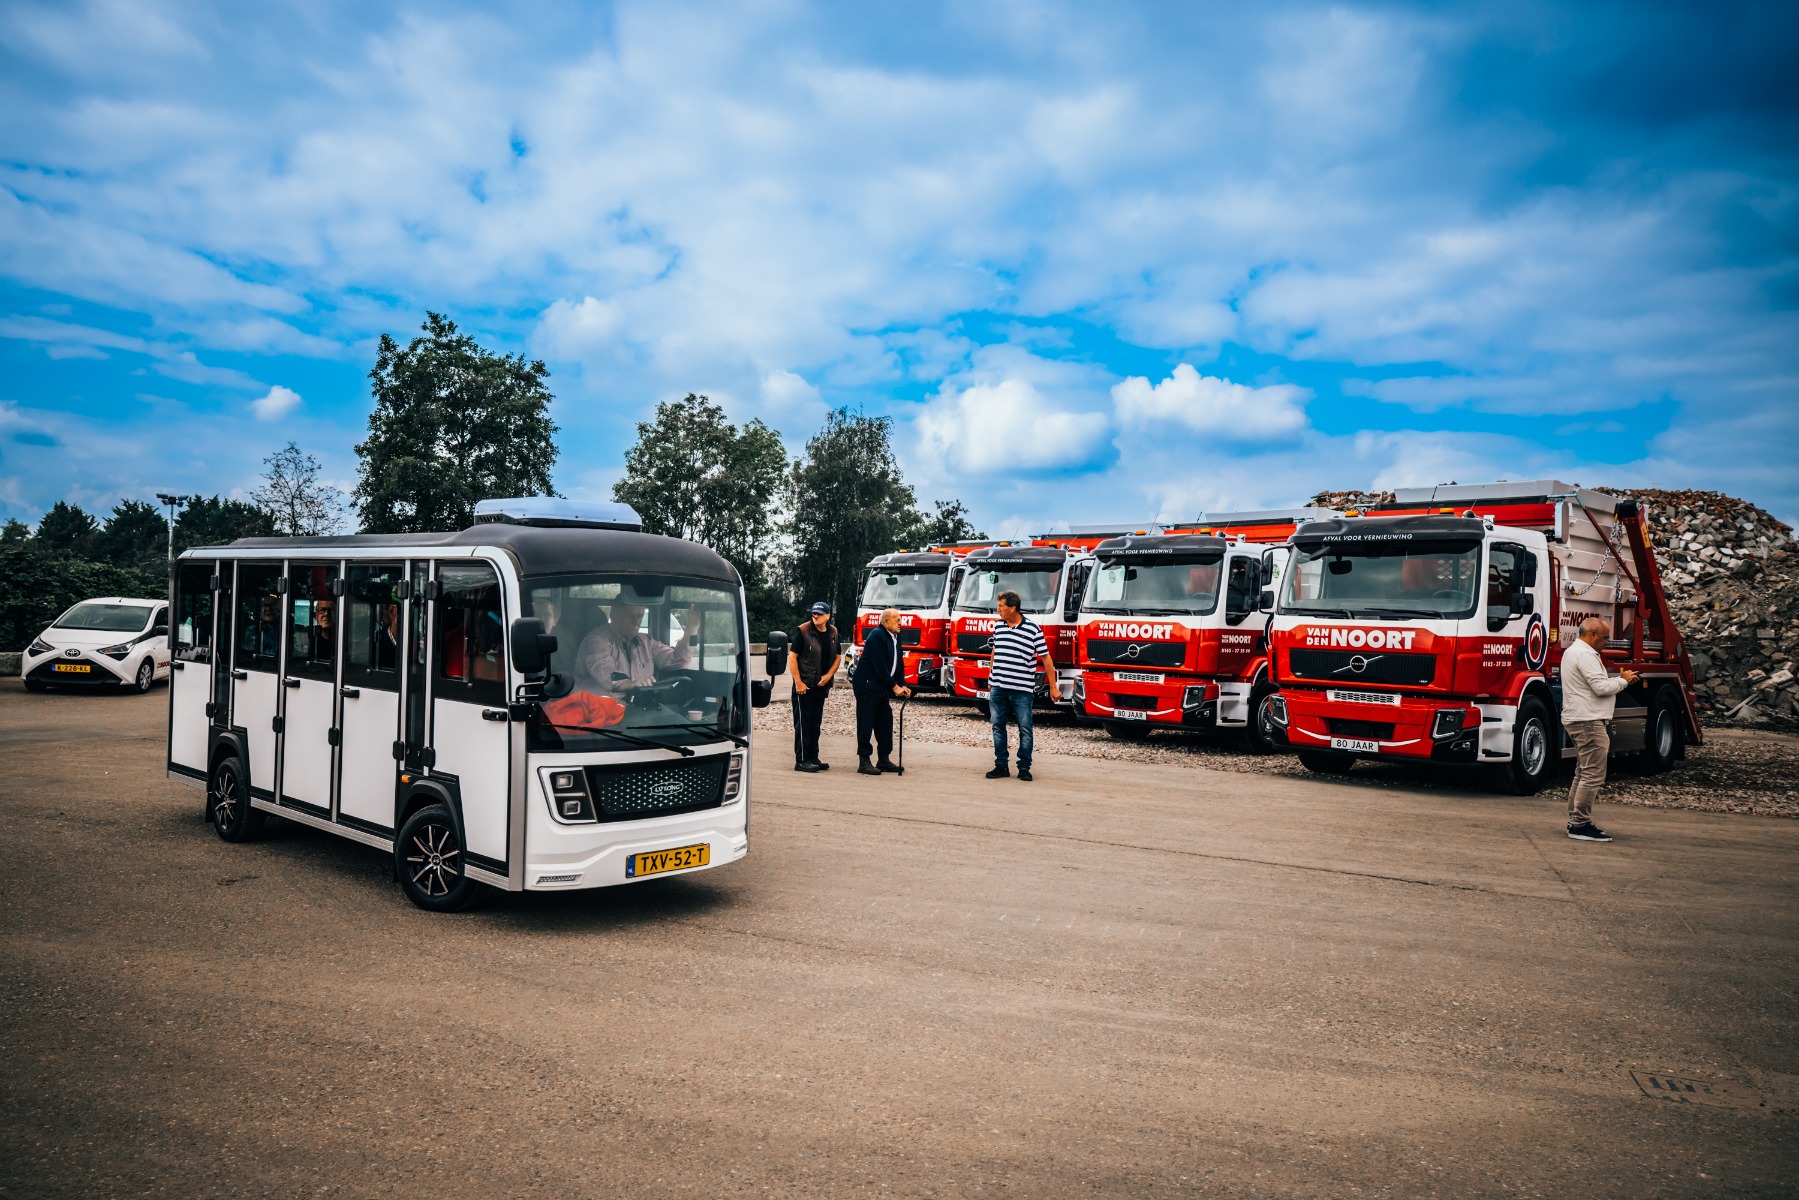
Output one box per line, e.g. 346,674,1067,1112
1579,616,1610,639
881,608,902,625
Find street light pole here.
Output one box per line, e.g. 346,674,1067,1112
155,493,186,566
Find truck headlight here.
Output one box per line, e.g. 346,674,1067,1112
1432,708,1467,740
1183,684,1208,710
1268,694,1289,726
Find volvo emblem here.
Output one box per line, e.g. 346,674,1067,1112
1120,643,1149,660
649,779,683,799
1335,654,1384,675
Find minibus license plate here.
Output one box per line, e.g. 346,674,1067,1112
1115,709,1146,721
626,843,709,879
53,663,91,674
1330,737,1380,753
1114,671,1163,684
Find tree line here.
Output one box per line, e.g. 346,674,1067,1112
1,313,979,649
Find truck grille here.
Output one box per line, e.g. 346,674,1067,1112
1086,639,1187,668
583,756,729,822
956,632,991,654
1287,648,1437,686
1327,718,1395,740
897,627,922,647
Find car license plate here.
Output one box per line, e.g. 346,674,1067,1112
1115,708,1146,721
1327,689,1399,706
625,843,709,879
1330,737,1380,753
1114,671,1163,684
53,663,91,674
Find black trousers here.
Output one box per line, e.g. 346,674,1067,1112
855,688,894,761
792,683,830,763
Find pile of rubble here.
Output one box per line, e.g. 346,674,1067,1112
1597,488,1798,729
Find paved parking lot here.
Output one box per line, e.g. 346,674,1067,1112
1,678,1794,1198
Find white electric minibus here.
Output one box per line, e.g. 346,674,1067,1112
165,498,773,910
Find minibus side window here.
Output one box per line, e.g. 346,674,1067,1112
434,562,504,708
287,563,340,682
174,563,214,663
344,564,404,691
235,564,283,674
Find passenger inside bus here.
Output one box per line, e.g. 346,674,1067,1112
578,600,696,696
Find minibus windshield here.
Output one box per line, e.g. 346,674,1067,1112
1282,537,1483,620
1082,555,1223,616
523,574,747,751
54,602,155,632
862,567,949,610
955,565,1062,615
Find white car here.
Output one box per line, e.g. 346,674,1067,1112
23,596,171,693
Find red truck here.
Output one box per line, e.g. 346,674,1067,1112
841,542,1000,691
945,542,1096,711
1074,508,1338,751
1267,481,1702,793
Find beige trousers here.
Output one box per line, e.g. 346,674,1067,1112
1564,719,1610,825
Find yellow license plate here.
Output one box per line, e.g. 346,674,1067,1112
53,663,91,673
626,843,709,879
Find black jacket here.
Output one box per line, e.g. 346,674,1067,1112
852,625,906,694
791,620,840,687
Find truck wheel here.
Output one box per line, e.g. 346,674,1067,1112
1235,682,1279,755
1487,698,1552,795
210,756,264,843
396,804,477,912
1297,751,1354,775
1105,721,1150,741
1637,688,1681,774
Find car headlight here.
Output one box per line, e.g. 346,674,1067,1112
97,642,135,659
28,638,55,656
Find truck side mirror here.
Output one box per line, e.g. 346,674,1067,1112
750,679,774,708
509,617,558,675
1520,555,1539,586
1510,592,1533,617
765,630,790,681
1258,589,1275,613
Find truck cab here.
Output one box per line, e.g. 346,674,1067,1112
842,550,967,691
945,544,1093,709
1268,482,1701,793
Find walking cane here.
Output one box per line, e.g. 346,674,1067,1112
895,692,910,776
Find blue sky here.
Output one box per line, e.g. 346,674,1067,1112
2,0,1795,537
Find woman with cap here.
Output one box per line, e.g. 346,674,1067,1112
789,601,841,772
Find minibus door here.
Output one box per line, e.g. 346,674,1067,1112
428,561,511,873
230,562,285,800
168,560,216,777
280,562,340,817
337,563,405,833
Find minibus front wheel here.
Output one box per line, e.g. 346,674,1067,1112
210,756,265,843
396,804,477,912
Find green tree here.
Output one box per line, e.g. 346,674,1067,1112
903,499,985,548
783,408,931,622
90,500,170,573
252,442,346,535
0,524,165,651
614,394,788,628
354,312,559,532
173,496,276,556
34,501,97,555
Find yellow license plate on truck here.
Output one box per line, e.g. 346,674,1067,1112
626,843,709,879
53,663,91,673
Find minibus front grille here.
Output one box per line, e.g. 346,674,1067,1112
584,755,730,821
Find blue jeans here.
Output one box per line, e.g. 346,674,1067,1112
989,686,1034,770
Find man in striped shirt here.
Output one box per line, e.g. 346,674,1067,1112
986,589,1056,781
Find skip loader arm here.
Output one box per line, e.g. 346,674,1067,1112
1618,499,1704,747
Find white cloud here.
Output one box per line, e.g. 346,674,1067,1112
916,378,1111,475
1112,365,1310,439
250,385,301,421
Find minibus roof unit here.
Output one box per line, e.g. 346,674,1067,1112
206,520,738,585
471,497,643,530
1091,532,1228,559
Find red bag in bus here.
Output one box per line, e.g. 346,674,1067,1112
542,691,627,730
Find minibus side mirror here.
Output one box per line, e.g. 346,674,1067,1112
510,617,559,675
750,679,774,708
1258,589,1275,612
765,630,790,681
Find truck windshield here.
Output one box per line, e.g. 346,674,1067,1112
54,602,156,632
1082,556,1223,616
862,567,949,609
955,566,1063,615
1282,538,1483,619
523,573,746,751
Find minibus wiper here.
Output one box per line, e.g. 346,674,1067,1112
650,722,749,748
542,721,695,757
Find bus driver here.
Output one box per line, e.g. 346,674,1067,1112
578,600,698,696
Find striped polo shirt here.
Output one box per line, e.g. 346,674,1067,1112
989,618,1048,692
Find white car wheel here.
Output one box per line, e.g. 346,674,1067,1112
134,658,156,693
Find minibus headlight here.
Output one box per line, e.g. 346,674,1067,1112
1432,708,1467,740
722,751,745,805
542,768,596,823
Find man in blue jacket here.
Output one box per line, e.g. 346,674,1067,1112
852,608,912,775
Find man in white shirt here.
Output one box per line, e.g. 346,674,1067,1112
1561,616,1639,842
578,601,693,697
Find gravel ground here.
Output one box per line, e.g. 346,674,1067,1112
814,689,1799,819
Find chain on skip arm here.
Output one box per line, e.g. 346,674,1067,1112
1563,498,1639,599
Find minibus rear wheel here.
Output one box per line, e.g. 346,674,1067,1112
210,756,264,843
396,804,477,912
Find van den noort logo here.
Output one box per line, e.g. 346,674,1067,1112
1095,622,1176,639
963,617,998,632
1302,627,1420,650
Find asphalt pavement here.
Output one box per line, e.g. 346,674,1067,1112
0,678,1793,1198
